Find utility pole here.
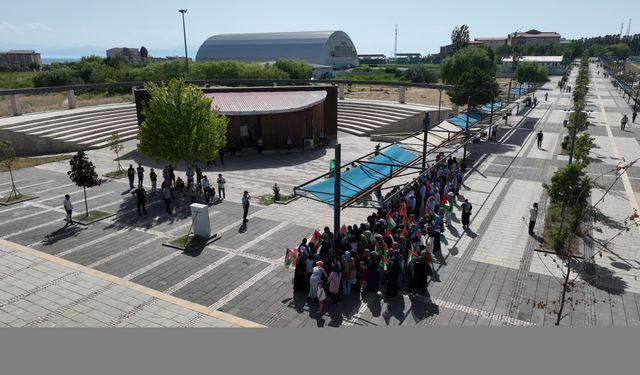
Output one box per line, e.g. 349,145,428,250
394,24,398,58
422,114,429,173
333,144,341,236
463,95,471,161
178,9,189,78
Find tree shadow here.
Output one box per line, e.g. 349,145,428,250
589,210,626,231
573,258,628,295
40,225,84,247
104,192,193,232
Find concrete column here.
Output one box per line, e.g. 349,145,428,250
11,95,23,116
398,86,406,104
67,90,77,109
338,83,345,100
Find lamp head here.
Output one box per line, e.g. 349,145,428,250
179,9,187,14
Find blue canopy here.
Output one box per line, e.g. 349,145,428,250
447,111,483,129
478,100,504,113
301,144,418,205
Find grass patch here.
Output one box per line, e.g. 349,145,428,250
166,233,217,252
104,169,128,179
73,210,114,225
257,193,294,206
0,71,36,89
0,155,71,172
0,193,37,206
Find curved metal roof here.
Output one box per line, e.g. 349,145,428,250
205,91,327,115
195,31,358,68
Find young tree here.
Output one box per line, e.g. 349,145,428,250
446,68,500,106
137,79,228,168
108,132,125,173
67,151,101,217
451,24,470,53
0,140,21,201
572,133,595,166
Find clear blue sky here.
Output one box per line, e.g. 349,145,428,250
2,0,639,58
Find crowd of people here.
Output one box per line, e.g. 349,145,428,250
291,153,473,313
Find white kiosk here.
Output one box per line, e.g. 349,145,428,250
190,203,211,239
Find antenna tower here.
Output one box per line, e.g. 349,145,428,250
394,24,398,57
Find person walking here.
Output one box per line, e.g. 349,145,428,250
461,198,472,229
132,185,147,215
242,190,251,223
162,183,173,214
537,130,544,149
217,174,226,200
545,92,548,101
63,194,74,226
127,164,135,189
528,202,539,236
621,114,629,130
633,111,637,124
149,168,157,193
136,163,144,187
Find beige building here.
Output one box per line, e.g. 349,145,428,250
106,47,141,62
507,29,561,47
474,37,506,50
0,50,42,66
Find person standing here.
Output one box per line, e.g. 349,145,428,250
242,190,250,223
136,163,144,187
168,165,175,189
63,194,74,226
528,202,539,236
162,165,169,187
341,251,354,296
162,183,173,214
149,168,157,193
537,131,544,149
327,264,341,304
461,199,472,229
309,261,327,302
127,164,135,189
257,137,263,154
132,185,147,215
287,135,292,153
218,149,225,165
316,280,326,314
545,92,548,101
202,176,211,204
633,111,637,124
186,165,195,186
195,165,203,186
621,114,629,130
217,174,226,200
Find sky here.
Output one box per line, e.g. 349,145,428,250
1,0,639,58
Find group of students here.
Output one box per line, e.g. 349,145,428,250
292,154,472,314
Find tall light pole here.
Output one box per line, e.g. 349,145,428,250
178,9,189,78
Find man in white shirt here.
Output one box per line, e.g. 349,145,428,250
63,194,74,226
217,174,226,200
528,202,539,235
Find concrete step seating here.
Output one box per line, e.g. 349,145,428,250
337,99,425,137
0,103,139,153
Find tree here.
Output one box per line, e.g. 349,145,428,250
108,132,125,173
451,24,470,53
140,46,149,59
0,140,21,201
137,79,228,167
404,65,437,83
67,151,101,217
572,133,595,167
606,44,631,60
516,62,549,85
446,68,500,106
274,60,312,79
440,47,496,84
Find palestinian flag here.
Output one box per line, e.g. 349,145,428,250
309,230,322,248
386,210,396,231
284,247,298,268
401,216,411,237
407,249,418,267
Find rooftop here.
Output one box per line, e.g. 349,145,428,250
205,91,327,115
502,56,564,63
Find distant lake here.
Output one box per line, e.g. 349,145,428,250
42,57,82,64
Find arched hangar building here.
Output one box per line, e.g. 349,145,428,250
195,31,359,69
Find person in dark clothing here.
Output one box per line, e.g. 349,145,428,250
132,185,147,215
242,191,250,223
633,111,637,124
168,165,175,189
386,254,400,297
413,251,430,294
229,136,237,156
367,253,380,294
127,164,135,189
149,168,157,193
136,164,144,187
218,149,225,165
537,131,544,149
293,254,307,292
195,165,203,186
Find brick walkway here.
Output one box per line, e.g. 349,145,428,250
2,66,640,326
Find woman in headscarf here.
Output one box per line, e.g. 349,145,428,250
367,252,380,294
342,251,355,296
386,250,400,297
293,252,307,292
308,261,327,302
359,250,369,291
414,251,430,294
328,264,341,304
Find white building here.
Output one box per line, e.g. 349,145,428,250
499,55,566,76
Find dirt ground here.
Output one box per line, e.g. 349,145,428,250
0,93,133,118
344,78,514,107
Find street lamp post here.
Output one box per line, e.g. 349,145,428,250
178,9,189,78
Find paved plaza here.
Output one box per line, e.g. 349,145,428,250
2,64,640,327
